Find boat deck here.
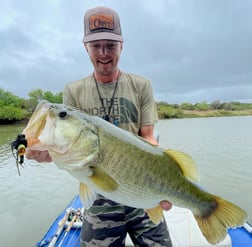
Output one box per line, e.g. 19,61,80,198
35,195,252,247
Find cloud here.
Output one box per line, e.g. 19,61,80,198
1,0,252,103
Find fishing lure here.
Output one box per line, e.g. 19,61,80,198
11,134,27,176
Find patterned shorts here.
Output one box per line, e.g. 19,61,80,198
80,195,173,247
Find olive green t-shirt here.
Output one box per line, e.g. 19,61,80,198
63,71,158,134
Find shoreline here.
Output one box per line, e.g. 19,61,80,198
0,110,252,124
158,109,252,119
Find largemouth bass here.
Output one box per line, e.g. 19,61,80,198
22,100,247,245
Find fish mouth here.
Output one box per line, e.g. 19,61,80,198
22,101,50,145
26,103,83,154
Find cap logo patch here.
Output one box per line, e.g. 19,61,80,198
90,14,114,31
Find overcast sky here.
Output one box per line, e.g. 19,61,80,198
1,0,252,104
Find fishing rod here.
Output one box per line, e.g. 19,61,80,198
47,208,71,247
35,207,82,247
57,208,81,247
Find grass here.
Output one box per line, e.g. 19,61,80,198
180,109,252,118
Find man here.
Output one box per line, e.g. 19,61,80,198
27,6,173,247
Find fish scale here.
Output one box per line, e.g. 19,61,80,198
22,100,248,245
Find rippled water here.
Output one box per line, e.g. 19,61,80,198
156,116,252,222
0,117,251,246
0,124,78,247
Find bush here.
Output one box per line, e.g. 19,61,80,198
0,105,25,121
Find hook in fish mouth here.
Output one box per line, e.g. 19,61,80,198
11,134,28,176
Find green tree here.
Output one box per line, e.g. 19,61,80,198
0,106,24,121
221,102,234,111
50,91,63,103
0,88,24,107
0,88,26,122
158,105,182,118
43,91,63,103
28,89,44,105
180,102,195,110
27,89,63,111
195,101,210,111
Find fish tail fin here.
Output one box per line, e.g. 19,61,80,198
194,195,247,245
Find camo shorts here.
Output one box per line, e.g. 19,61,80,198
80,195,172,247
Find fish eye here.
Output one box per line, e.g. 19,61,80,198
58,110,68,118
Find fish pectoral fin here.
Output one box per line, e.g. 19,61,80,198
79,182,97,208
164,149,200,183
146,205,164,224
89,166,118,192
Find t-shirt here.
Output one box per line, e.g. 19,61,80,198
63,71,158,134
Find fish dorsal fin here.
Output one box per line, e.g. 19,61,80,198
164,149,200,183
89,166,118,192
146,205,164,224
79,182,97,208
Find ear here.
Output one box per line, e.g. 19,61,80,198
120,42,124,53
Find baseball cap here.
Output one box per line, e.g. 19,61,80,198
83,6,124,43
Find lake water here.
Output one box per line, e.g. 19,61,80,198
0,116,251,247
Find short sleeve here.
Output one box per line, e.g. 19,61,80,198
140,80,158,125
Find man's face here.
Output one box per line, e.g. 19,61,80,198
85,40,123,77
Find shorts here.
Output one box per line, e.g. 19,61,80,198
80,195,172,247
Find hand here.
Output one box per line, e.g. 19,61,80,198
159,200,172,211
25,149,52,163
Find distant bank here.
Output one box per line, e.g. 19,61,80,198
1,87,252,123
157,101,252,119
169,109,252,119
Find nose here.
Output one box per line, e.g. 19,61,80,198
98,45,109,56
